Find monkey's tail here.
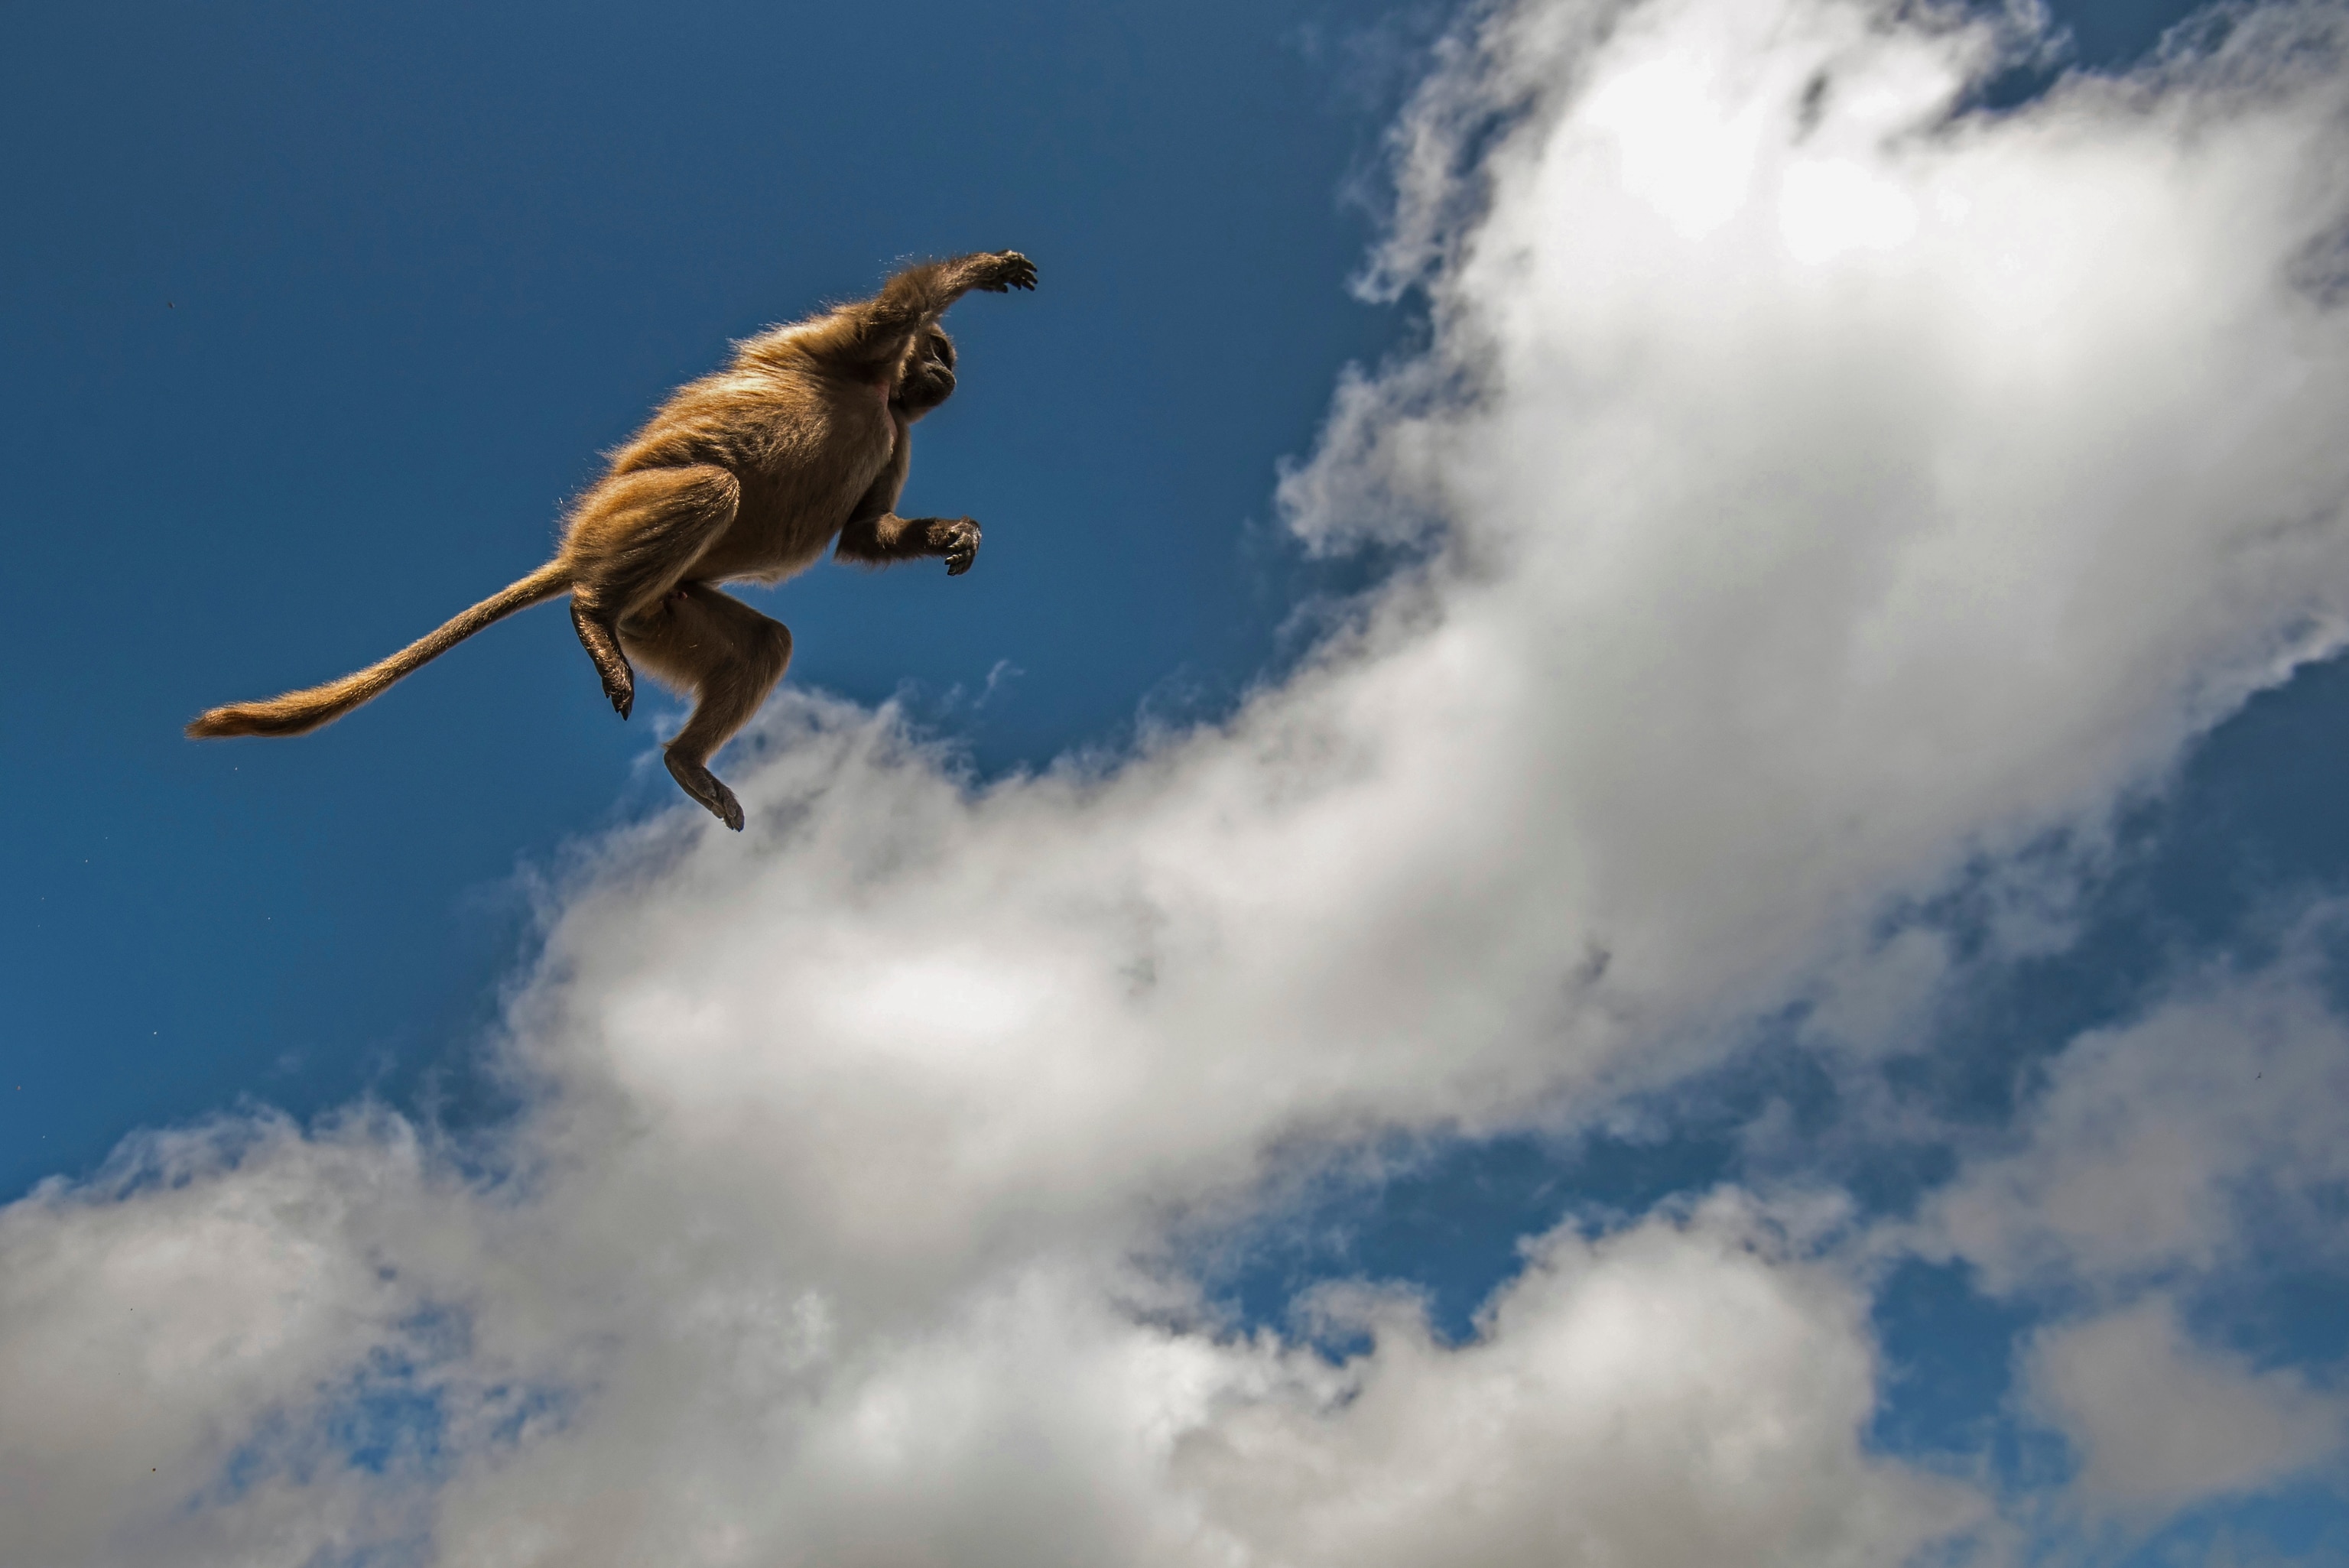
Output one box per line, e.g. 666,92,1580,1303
186,562,575,739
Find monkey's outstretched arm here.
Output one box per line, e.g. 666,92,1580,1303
788,252,1036,378
834,513,983,576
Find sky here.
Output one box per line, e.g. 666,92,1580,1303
4,0,2347,1563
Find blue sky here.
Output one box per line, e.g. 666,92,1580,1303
2,0,1406,1185
7,2,2348,1565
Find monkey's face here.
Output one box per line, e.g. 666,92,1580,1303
892,328,957,421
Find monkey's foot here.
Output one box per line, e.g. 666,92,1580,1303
931,516,982,576
665,752,745,832
570,602,635,719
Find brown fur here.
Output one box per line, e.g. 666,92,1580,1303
187,250,1036,829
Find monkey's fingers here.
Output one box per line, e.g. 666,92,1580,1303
932,517,982,574
973,252,1036,292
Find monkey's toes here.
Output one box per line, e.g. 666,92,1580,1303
573,604,637,719
593,654,635,718
665,752,746,832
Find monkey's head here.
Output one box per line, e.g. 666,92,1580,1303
891,326,957,421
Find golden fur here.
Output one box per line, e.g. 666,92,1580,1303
187,250,1036,829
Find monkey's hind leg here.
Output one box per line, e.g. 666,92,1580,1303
621,584,793,832
562,464,742,721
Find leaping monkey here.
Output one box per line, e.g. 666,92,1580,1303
188,249,1038,829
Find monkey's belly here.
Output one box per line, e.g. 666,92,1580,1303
690,486,859,584
678,394,896,585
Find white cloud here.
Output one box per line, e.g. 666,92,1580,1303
2026,1297,2347,1513
1,1146,1982,1568
1919,922,2349,1521
11,0,2349,1562
1287,0,2349,1037
1180,1196,1982,1568
0,1114,483,1566
1926,927,2349,1294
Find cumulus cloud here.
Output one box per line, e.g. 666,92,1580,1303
1909,920,2349,1523
1179,1196,1983,1566
1927,925,2349,1295
0,1115,494,1566
10,1,2349,1563
2024,1296,2347,1513
1287,0,2349,1037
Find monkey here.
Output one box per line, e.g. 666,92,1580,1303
187,249,1038,830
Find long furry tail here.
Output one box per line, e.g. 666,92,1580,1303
187,562,574,739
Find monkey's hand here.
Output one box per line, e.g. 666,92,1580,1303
961,252,1037,293
929,516,983,576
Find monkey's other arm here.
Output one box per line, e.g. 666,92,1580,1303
787,252,1036,375
833,514,983,575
